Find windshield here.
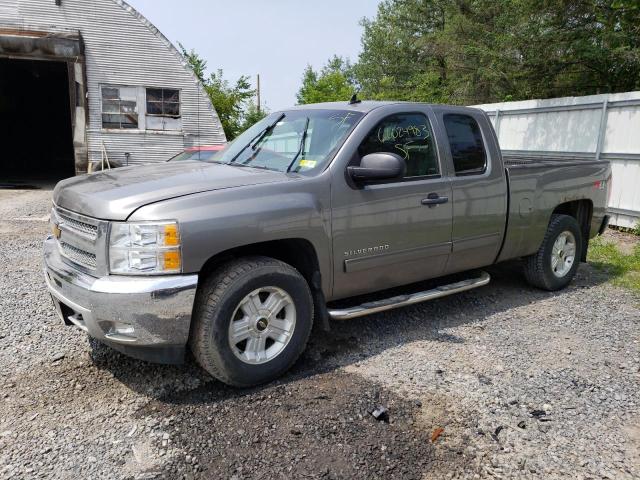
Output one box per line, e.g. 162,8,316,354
170,150,219,162
206,109,364,174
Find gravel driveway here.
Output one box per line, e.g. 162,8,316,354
1,188,638,479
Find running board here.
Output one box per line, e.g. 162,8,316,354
328,271,491,320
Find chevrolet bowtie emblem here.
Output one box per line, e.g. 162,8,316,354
52,223,62,239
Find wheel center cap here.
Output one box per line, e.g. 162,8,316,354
256,317,269,332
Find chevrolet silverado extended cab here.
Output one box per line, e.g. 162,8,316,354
44,101,611,386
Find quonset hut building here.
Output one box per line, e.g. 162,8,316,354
0,0,226,182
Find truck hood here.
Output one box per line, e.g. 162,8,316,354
53,161,292,220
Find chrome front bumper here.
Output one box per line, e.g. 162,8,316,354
43,236,198,363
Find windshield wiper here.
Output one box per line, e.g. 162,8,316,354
229,113,286,165
251,112,285,151
287,117,310,173
229,163,273,171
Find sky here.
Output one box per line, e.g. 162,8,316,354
126,0,380,111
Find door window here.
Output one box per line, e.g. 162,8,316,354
358,113,439,178
443,114,487,175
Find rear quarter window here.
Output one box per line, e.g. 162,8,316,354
443,114,487,176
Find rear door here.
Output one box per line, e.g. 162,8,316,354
330,105,453,299
432,107,508,273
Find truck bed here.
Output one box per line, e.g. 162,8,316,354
497,154,610,264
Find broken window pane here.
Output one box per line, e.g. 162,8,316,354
120,101,137,114
101,86,139,129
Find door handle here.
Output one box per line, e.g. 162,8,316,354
421,193,449,207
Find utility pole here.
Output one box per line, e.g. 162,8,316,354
256,74,261,114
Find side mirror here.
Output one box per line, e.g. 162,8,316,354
347,153,406,183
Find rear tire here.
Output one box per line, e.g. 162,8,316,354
523,214,583,291
189,256,313,387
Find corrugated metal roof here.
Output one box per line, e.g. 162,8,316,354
1,0,226,166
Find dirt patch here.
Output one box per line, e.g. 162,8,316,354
139,371,473,480
603,228,639,255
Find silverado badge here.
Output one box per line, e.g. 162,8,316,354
344,244,390,257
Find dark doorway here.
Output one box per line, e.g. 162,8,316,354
0,58,75,184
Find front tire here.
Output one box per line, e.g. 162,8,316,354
523,214,583,291
189,256,313,387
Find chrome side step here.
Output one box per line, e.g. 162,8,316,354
328,271,491,320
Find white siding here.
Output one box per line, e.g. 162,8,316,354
474,92,640,228
0,0,18,21
2,0,225,167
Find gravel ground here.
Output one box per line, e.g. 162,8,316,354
0,187,639,479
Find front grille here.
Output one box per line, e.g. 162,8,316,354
59,213,98,240
60,241,97,270
52,206,107,275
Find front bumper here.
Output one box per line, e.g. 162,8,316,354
43,236,198,364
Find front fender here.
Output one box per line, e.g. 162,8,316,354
128,177,333,295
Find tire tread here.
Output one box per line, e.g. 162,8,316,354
189,256,313,387
523,214,581,291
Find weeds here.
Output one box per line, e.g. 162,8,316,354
588,236,640,292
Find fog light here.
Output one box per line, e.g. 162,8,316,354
105,322,137,342
112,323,135,336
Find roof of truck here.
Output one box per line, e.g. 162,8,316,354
284,100,483,115
285,101,398,113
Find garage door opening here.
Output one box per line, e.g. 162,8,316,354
0,58,75,185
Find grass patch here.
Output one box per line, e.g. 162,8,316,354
588,236,640,292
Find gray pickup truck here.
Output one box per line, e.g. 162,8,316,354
44,101,611,386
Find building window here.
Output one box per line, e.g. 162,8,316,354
443,114,487,176
146,88,180,117
101,86,138,129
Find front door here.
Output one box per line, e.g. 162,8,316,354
330,108,453,300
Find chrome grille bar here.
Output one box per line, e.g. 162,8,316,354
58,213,98,240
60,242,97,270
52,206,107,275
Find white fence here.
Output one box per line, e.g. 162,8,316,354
474,92,640,229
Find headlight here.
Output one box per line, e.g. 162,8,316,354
109,221,182,275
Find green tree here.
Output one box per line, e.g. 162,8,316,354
356,0,454,102
180,44,266,139
333,0,640,105
240,101,268,132
296,55,358,104
523,0,640,96
205,69,256,139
